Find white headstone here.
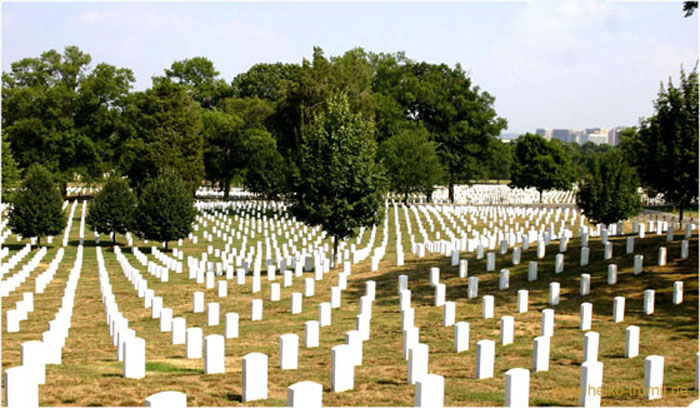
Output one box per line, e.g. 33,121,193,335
476,339,495,379
242,352,268,402
186,328,203,359
644,355,664,400
504,368,529,408
612,296,625,322
144,391,187,408
287,381,322,408
225,312,239,339
533,336,550,372
454,321,469,352
204,334,225,374
280,333,299,370
408,343,429,384
501,316,514,345
124,337,146,379
625,325,639,358
414,374,444,408
331,344,354,392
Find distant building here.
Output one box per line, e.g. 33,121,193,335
552,129,572,143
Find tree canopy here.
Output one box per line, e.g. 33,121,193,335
509,133,574,202
8,164,65,245
133,170,196,248
379,126,444,203
576,149,642,225
291,94,386,259
87,176,137,244
620,66,698,221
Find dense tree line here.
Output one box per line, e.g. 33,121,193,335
3,46,697,239
2,46,509,202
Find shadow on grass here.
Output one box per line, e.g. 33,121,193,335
350,232,698,339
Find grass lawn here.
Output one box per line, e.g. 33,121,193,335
1,201,697,406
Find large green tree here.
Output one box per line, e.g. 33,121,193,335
576,149,642,225
87,176,137,244
379,126,444,203
2,46,133,193
509,133,574,202
8,165,65,245
375,60,507,201
620,67,698,221
134,170,196,249
291,94,386,262
119,78,204,194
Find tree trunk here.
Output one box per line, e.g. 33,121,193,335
539,189,543,204
404,192,408,206
679,205,684,224
223,178,231,201
37,236,41,246
333,236,339,269
111,231,116,245
448,173,455,204
61,181,68,200
164,241,168,250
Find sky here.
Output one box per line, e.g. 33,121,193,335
2,0,698,134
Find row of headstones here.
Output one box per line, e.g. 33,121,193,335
118,243,369,383
1,246,46,299
61,199,79,247
4,245,83,408
0,243,31,279
405,263,688,406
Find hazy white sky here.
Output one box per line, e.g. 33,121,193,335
2,0,697,134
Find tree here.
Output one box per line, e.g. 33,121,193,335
291,94,386,263
684,1,698,17
509,133,574,202
86,176,137,244
2,139,21,201
243,130,289,200
379,126,444,203
2,46,133,194
165,57,232,109
621,66,698,222
576,150,642,225
118,78,204,194
8,165,65,245
134,170,195,249
486,138,513,184
382,61,507,201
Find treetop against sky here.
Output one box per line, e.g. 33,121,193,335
2,0,697,134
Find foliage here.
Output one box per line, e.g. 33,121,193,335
373,59,507,201
509,133,574,202
620,66,698,221
8,164,65,244
2,139,21,201
2,46,133,191
379,126,444,202
243,130,290,200
165,57,232,109
684,1,698,17
133,169,195,248
291,94,386,257
576,149,642,225
118,78,204,194
486,138,513,183
86,176,137,243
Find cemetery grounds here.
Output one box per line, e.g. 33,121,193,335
1,196,697,406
